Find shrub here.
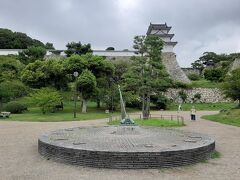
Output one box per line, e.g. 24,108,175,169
152,94,170,110
28,88,63,114
192,93,201,103
172,81,191,89
188,73,201,81
0,80,29,102
122,91,141,109
4,101,27,113
222,68,240,107
178,90,188,103
204,68,224,82
194,93,201,100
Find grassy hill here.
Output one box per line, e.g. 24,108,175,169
202,108,240,127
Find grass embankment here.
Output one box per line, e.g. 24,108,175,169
108,118,184,127
202,108,240,127
168,102,237,111
190,79,223,88
1,101,138,122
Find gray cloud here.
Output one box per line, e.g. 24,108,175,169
0,0,240,66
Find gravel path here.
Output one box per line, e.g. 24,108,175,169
0,111,239,180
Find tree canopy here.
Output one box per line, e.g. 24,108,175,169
64,41,92,57
123,35,172,118
223,68,240,107
76,69,97,113
0,55,24,82
21,59,68,90
28,88,63,114
191,52,240,74
18,46,47,64
0,28,53,49
106,47,115,50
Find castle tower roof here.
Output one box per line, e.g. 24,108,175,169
147,23,172,35
146,23,178,51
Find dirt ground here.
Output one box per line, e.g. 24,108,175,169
0,111,239,180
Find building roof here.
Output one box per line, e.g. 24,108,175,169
164,41,178,46
156,33,175,39
146,23,172,35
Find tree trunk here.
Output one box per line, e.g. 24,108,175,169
142,94,145,119
0,98,3,111
97,99,101,108
142,93,150,119
146,94,150,118
82,99,87,113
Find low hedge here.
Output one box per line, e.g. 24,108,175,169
4,101,27,114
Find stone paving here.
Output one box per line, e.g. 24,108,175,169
0,111,240,179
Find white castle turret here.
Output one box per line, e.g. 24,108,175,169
146,23,177,52
146,23,190,83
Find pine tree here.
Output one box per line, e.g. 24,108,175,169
123,35,172,119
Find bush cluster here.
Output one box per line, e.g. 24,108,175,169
4,101,27,113
188,73,201,81
204,68,224,82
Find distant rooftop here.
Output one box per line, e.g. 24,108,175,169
146,23,172,35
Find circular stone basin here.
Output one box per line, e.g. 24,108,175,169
38,126,215,169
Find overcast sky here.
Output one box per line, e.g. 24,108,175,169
0,0,240,67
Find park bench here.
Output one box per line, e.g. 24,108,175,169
0,112,11,118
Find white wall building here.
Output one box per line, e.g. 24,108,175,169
0,23,177,56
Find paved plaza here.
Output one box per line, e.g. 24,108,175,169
0,111,240,180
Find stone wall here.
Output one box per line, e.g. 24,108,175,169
162,52,191,83
164,88,230,103
102,52,191,84
181,68,201,76
228,58,240,74
38,139,215,169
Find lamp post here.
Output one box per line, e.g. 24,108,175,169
109,78,114,122
73,71,79,118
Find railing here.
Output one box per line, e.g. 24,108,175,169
109,113,185,126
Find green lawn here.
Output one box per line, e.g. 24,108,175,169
108,118,184,127
168,102,237,111
202,108,240,127
1,101,138,122
190,79,223,88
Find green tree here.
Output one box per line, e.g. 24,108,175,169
28,88,62,114
191,52,240,76
63,54,88,77
86,54,115,108
123,35,172,119
178,90,188,103
187,73,201,81
65,41,92,57
21,60,68,89
0,28,46,49
64,53,115,108
106,47,115,50
222,68,240,107
0,80,29,110
45,42,55,50
98,60,131,110
193,93,201,103
0,55,24,82
76,70,97,113
151,94,170,110
204,68,224,82
112,60,132,83
191,52,218,71
18,46,46,64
